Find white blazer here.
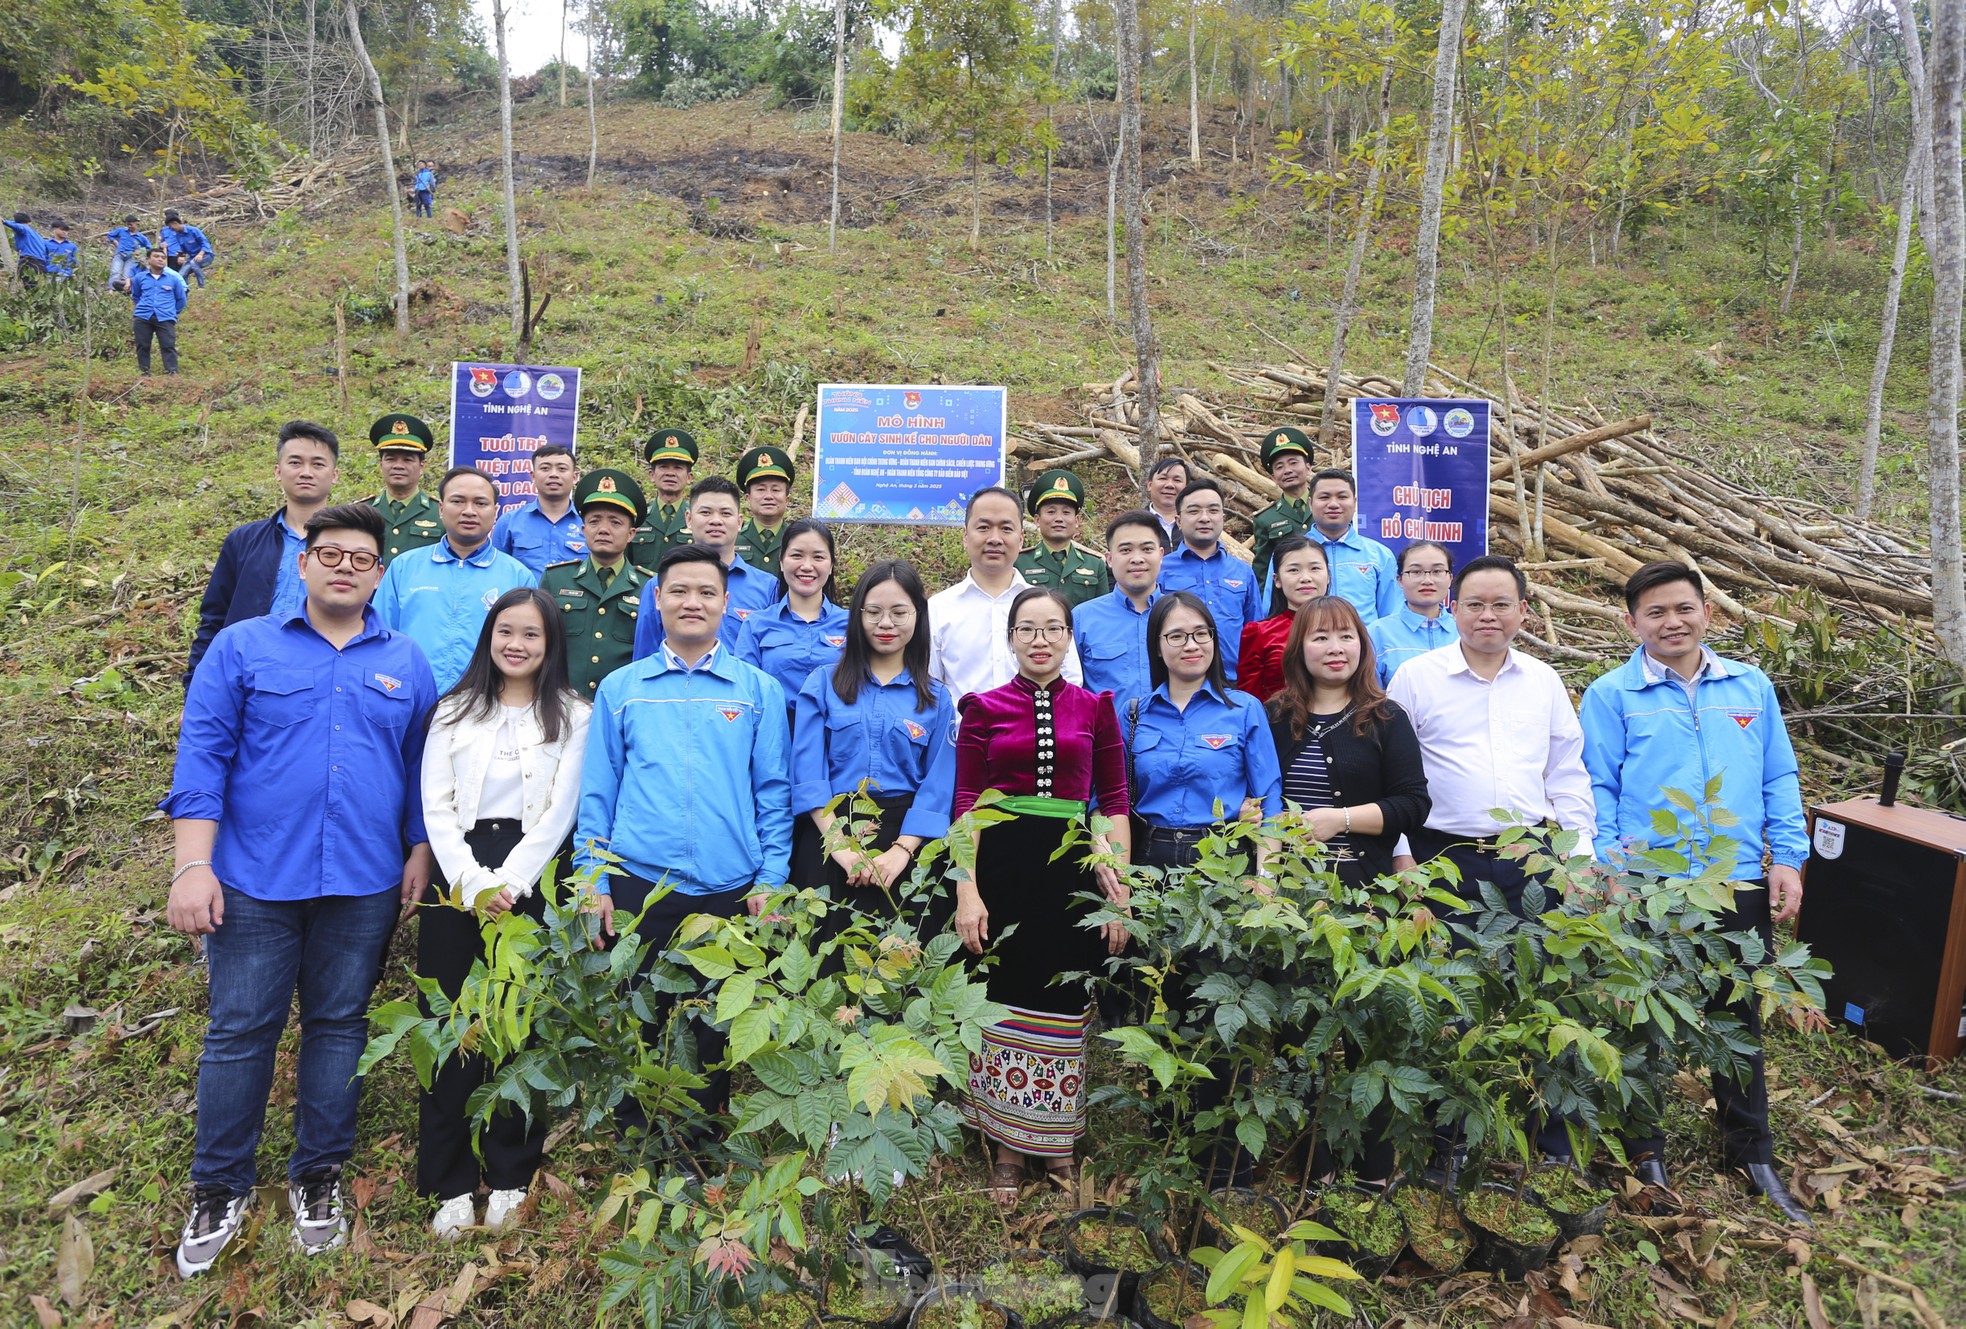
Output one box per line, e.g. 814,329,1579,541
420,695,590,908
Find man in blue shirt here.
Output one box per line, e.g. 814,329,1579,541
187,421,341,683
162,502,437,1278
43,220,77,280
1306,469,1400,622
1579,559,1812,1224
373,466,537,690
117,247,189,375
579,542,792,1125
1074,509,1163,714
413,160,438,218
103,214,149,288
1156,479,1263,682
632,477,775,656
491,444,587,574
162,210,215,287
1367,539,1459,684
4,211,48,285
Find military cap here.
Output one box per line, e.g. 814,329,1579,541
370,413,435,453
643,428,699,466
574,468,648,526
736,445,795,488
1259,426,1313,469
1027,469,1087,511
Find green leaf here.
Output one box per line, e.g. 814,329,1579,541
727,1006,772,1065
1205,1242,1262,1305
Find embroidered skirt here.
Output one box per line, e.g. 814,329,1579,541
963,1005,1090,1158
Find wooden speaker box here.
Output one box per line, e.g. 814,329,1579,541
1800,798,1966,1067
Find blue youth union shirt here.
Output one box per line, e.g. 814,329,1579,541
735,598,849,710
371,538,538,691
1156,544,1264,678
632,557,779,658
491,499,589,575
790,666,958,841
1074,589,1157,715
1127,681,1283,827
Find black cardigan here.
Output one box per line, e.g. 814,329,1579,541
1266,699,1432,880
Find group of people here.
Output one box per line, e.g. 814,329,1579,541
159,413,1816,1280
4,206,215,374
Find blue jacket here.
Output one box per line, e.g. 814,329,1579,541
415,169,436,193
187,510,300,685
632,555,779,657
3,219,47,262
1367,605,1459,685
576,643,792,894
126,266,188,321
105,225,150,257
44,239,77,278
164,223,211,258
1579,647,1808,879
372,537,538,691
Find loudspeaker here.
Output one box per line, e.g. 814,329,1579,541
1801,798,1966,1066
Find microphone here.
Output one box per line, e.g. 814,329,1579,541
1880,751,1906,808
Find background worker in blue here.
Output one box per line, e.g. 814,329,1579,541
542,469,649,697
629,427,697,572
1306,469,1400,622
161,502,437,1278
4,211,48,285
632,478,775,656
789,559,956,901
576,542,792,1124
362,415,444,565
163,210,215,286
373,467,537,690
1367,539,1459,684
491,444,587,574
117,247,189,375
413,160,438,217
735,517,848,712
103,214,150,288
43,220,76,280
1073,509,1163,715
1579,558,1811,1224
1156,478,1263,682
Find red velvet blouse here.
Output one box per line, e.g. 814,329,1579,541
952,675,1131,819
1235,611,1295,703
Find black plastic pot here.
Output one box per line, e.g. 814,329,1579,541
1310,1184,1407,1281
975,1250,1086,1329
1129,1263,1208,1329
908,1285,1025,1329
1389,1183,1473,1276
1525,1168,1613,1243
1460,1183,1560,1281
1059,1209,1171,1310
822,1261,915,1329
1197,1187,1289,1249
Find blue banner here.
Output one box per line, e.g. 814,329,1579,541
1351,398,1490,566
812,384,1007,525
449,362,584,517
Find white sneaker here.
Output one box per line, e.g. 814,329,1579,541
287,1165,348,1257
176,1186,253,1278
484,1188,527,1235
431,1194,476,1242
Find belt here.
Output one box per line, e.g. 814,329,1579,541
1140,823,1212,846
1418,827,1549,855
472,817,523,833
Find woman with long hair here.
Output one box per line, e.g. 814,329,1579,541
417,587,589,1239
1235,537,1330,702
950,587,1133,1203
789,560,956,899
1265,596,1430,888
736,517,849,714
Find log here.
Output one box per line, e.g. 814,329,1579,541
1490,414,1653,478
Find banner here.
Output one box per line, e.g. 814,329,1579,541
449,362,583,516
1351,398,1490,567
812,384,1007,525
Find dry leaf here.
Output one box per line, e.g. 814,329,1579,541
346,1299,395,1328
46,1170,117,1217
28,1294,61,1327
539,1172,575,1203
56,1214,93,1308
444,1263,479,1315
1714,1308,1738,1329
1800,1273,1832,1329
1899,1204,1921,1231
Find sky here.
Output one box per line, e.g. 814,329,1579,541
472,0,575,78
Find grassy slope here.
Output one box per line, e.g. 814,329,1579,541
0,90,1957,1326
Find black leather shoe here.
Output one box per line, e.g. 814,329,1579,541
1634,1158,1671,1190
1744,1163,1814,1227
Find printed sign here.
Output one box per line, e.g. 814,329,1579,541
1813,819,1846,861
449,362,583,516
813,384,1007,525
1352,398,1490,567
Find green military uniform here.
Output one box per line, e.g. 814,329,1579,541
1016,469,1111,610
363,414,444,565
628,427,699,574
1250,426,1315,583
735,445,797,575
544,469,650,696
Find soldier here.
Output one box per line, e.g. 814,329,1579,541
1249,426,1314,586
1014,469,1111,610
542,469,649,698
363,415,444,566
735,445,796,575
628,427,698,573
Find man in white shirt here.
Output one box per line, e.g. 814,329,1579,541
929,486,1081,704
1386,553,1596,915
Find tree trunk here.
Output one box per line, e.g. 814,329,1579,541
1188,0,1201,163
560,0,569,108
1894,0,1936,219
1857,157,1919,520
586,0,600,186
1321,51,1395,454
305,0,318,156
1045,0,1060,261
1401,0,1471,395
1117,0,1161,488
1779,0,1809,315
345,0,410,336
828,0,847,253
492,0,524,340
1106,107,1123,323
970,139,981,249
1923,0,1966,672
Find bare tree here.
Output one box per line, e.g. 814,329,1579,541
560,0,570,108
586,0,601,186
1116,0,1161,482
1401,0,1470,396
1925,0,1966,671
492,0,525,340
344,0,410,336
1322,50,1395,453
1778,1,1811,316
828,0,848,253
1188,0,1201,163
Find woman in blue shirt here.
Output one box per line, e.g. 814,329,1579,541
1127,590,1284,872
736,518,849,716
789,560,956,906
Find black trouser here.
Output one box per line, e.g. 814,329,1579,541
608,872,751,1135
416,819,550,1201
133,315,178,373
17,256,44,287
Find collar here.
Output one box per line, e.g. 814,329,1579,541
1444,643,1521,679
1636,644,1730,688
589,554,629,575
957,570,1028,601
1313,523,1365,549
723,554,758,581
274,508,310,540
1149,678,1228,710
1397,603,1449,630
433,537,496,567
1174,541,1223,562
531,499,578,524
659,639,723,675
279,602,384,646
1108,587,1157,615
1011,673,1067,696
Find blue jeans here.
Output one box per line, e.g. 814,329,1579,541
177,253,211,287
192,884,398,1195
414,190,433,218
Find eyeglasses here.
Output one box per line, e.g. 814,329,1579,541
1012,624,1071,643
1401,566,1451,578
309,547,381,571
1160,628,1214,646
860,607,916,623
1458,599,1522,616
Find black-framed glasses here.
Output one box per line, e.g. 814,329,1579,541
1160,628,1214,646
309,547,381,572
1012,624,1071,643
